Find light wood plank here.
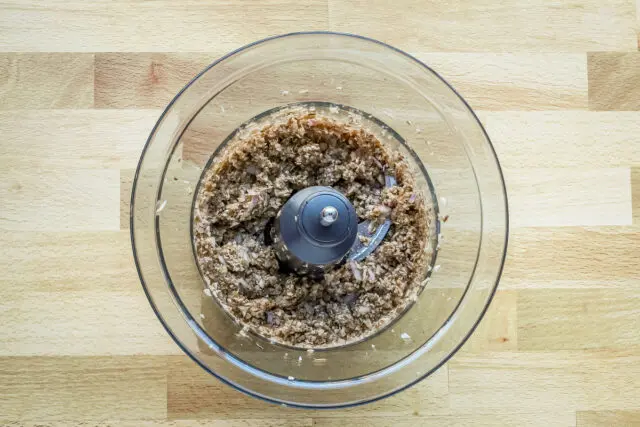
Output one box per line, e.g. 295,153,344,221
0,0,329,52
480,111,640,168
329,0,637,52
0,230,134,291
632,168,640,225
418,53,587,110
314,412,577,427
505,168,632,227
167,356,449,418
588,52,640,110
458,291,518,354
167,355,307,419
0,168,120,232
449,350,640,411
0,286,180,356
0,231,180,356
637,0,640,49
4,420,313,426
121,158,201,231
0,53,94,109
94,53,588,111
0,110,159,170
0,356,167,421
501,226,640,289
518,289,640,350
121,169,134,230
95,53,213,108
577,410,640,426
393,166,631,232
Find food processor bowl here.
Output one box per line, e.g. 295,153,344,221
131,31,508,408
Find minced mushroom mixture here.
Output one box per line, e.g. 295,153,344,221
193,108,432,348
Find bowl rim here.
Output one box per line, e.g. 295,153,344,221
130,30,510,409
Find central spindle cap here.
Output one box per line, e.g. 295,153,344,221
273,186,358,273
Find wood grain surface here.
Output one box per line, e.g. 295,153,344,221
1,1,639,426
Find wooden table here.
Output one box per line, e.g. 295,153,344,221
1,1,639,426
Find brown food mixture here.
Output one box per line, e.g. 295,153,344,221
193,109,432,348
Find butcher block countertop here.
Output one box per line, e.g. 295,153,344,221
1,1,640,426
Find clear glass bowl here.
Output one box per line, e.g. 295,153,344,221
131,31,508,408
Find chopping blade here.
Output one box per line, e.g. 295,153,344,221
348,175,395,262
